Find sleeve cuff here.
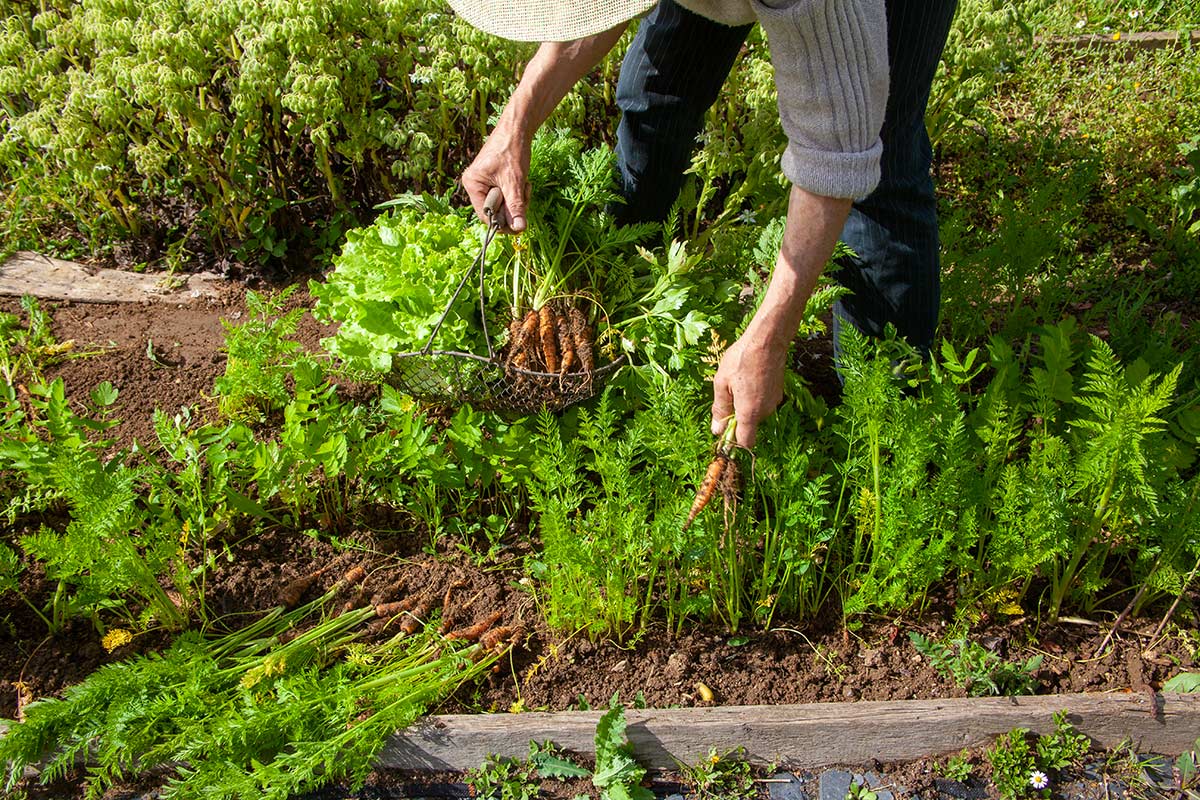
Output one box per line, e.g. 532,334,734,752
781,137,882,200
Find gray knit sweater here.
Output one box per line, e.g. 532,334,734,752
675,0,888,200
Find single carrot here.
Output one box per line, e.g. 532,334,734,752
438,581,468,632
683,454,729,532
400,595,437,634
338,566,366,587
507,310,540,369
279,572,321,608
479,625,515,652
557,309,576,375
374,598,415,618
445,610,504,642
568,305,594,373
682,417,738,532
539,306,560,374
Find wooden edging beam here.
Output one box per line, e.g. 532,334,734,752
379,693,1200,771
1037,30,1200,51
0,251,223,303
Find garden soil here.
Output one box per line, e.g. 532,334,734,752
2,291,1197,798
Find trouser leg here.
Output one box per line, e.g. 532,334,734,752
834,0,959,357
614,0,752,225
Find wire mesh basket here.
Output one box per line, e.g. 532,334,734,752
387,189,626,414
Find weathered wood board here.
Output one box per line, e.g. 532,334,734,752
0,251,224,303
1039,30,1200,50
379,693,1200,771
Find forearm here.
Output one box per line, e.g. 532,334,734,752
493,24,628,143
710,184,851,446
745,184,851,348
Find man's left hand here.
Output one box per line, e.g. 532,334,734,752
711,328,789,450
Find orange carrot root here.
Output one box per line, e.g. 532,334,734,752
279,573,320,608
539,306,560,374
568,305,594,373
683,454,730,531
445,610,504,643
479,626,513,652
513,310,539,353
400,595,437,634
556,309,576,375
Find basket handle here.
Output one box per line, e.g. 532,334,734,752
419,189,503,357
483,186,503,221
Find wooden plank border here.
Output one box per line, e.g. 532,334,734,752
0,251,224,303
379,693,1200,771
1037,30,1200,51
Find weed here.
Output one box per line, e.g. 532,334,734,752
1162,672,1200,693
0,296,96,387
527,696,652,800
910,632,1042,696
677,748,757,800
986,711,1091,799
466,754,540,800
940,751,974,783
214,287,306,421
846,777,880,800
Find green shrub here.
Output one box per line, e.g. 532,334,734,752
0,0,534,266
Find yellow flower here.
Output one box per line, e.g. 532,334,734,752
1112,31,1121,41
101,629,134,652
1133,81,1141,90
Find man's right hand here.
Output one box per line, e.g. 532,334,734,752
462,127,531,234
459,25,628,234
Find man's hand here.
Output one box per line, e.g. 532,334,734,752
711,328,789,449
463,129,531,233
710,185,853,447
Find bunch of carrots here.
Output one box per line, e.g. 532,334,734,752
505,301,596,376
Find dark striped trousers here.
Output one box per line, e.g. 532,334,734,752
614,0,960,355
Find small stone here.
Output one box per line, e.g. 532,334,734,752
843,684,859,699
767,772,807,800
1139,754,1173,789
861,648,884,667
610,659,627,673
933,777,987,799
819,770,853,800
862,772,894,800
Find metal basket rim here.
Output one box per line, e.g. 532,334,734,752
391,349,628,379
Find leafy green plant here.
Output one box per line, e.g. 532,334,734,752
0,581,502,800
533,695,652,800
214,286,306,420
594,723,647,798
466,753,541,800
846,778,879,800
986,711,1090,800
676,748,757,800
940,751,974,783
0,0,538,266
910,632,1042,696
1176,738,1200,793
0,296,92,387
1162,672,1200,693
927,0,1034,147
311,193,498,373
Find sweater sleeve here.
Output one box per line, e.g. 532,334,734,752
751,0,889,200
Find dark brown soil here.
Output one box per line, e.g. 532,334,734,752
0,285,334,452
1,291,1197,800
